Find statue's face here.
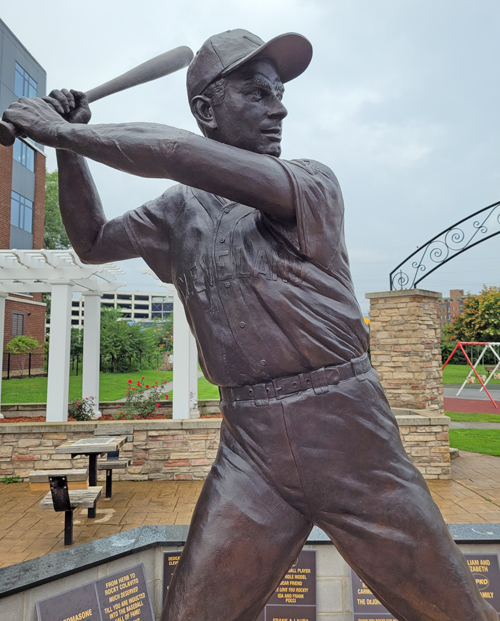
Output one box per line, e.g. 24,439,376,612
212,57,288,157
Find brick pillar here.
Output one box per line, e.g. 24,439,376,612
366,289,444,415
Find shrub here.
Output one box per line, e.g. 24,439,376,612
114,377,168,420
68,396,96,421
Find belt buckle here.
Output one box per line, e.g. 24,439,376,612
329,367,340,386
272,378,286,400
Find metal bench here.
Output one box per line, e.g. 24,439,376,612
39,475,102,545
29,469,88,492
97,456,130,498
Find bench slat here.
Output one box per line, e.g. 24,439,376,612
39,487,102,510
29,469,88,483
97,460,130,470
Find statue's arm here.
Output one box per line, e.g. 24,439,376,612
3,94,295,223
56,149,136,264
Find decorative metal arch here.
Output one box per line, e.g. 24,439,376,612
389,199,500,290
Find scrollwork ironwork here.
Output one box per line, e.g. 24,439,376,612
390,200,500,290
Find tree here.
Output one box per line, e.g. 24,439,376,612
447,286,500,342
100,307,159,372
5,335,41,376
44,170,71,250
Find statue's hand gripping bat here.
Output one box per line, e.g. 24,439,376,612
0,45,194,147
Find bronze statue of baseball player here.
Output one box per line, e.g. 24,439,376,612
4,29,497,621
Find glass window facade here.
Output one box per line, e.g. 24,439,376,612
11,191,33,233
14,62,37,98
11,312,25,336
13,138,35,171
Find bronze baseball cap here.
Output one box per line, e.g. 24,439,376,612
187,29,313,101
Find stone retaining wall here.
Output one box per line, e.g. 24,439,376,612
0,409,451,481
0,420,221,482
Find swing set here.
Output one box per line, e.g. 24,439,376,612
442,341,500,408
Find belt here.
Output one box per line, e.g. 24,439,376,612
221,354,371,407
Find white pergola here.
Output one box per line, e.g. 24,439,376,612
0,249,125,421
142,270,199,420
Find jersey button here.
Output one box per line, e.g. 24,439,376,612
220,237,226,243
260,360,267,366
224,282,231,288
224,208,230,214
239,322,245,328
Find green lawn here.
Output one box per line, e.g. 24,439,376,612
442,364,500,385
449,429,500,457
197,377,219,400
2,370,173,404
446,411,500,423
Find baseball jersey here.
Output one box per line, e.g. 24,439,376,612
123,158,369,387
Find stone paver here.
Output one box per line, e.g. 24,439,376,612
1,451,500,569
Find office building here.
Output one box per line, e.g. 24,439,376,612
0,19,47,372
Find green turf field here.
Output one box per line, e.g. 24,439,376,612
1,369,173,404
449,429,500,457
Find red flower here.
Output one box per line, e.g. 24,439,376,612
137,381,141,386
146,385,149,388
128,380,132,384
122,417,125,420
165,394,169,400
164,381,167,384
141,376,145,380
156,403,160,408
155,382,158,385
132,388,136,391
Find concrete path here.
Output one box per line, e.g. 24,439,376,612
2,451,500,569
450,422,500,429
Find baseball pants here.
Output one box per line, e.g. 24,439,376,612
161,361,498,621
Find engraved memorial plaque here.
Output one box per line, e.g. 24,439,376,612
351,553,500,619
37,563,154,621
95,564,154,621
36,582,100,621
162,551,183,605
465,553,500,612
164,550,316,621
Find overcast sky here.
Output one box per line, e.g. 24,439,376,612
2,0,500,314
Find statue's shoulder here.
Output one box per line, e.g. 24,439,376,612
285,158,339,186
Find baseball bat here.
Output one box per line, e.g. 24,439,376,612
0,45,194,147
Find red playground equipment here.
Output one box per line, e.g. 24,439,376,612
442,341,500,409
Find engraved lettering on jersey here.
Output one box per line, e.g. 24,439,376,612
235,247,251,278
253,248,273,280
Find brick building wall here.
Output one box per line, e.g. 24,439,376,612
0,145,46,376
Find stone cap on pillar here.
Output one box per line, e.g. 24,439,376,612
366,289,442,300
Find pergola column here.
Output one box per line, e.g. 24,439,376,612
172,290,199,419
82,292,102,419
46,283,73,422
0,293,9,418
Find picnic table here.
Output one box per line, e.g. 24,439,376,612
55,436,127,517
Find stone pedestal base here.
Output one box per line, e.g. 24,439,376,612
366,289,444,414
396,409,450,479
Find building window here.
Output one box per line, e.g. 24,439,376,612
11,312,24,336
11,191,33,233
14,62,37,98
13,138,35,171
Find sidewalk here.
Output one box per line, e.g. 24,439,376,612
1,451,500,569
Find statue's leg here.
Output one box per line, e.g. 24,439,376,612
160,421,312,621
280,369,498,621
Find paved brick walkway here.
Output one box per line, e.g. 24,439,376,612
1,451,500,569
